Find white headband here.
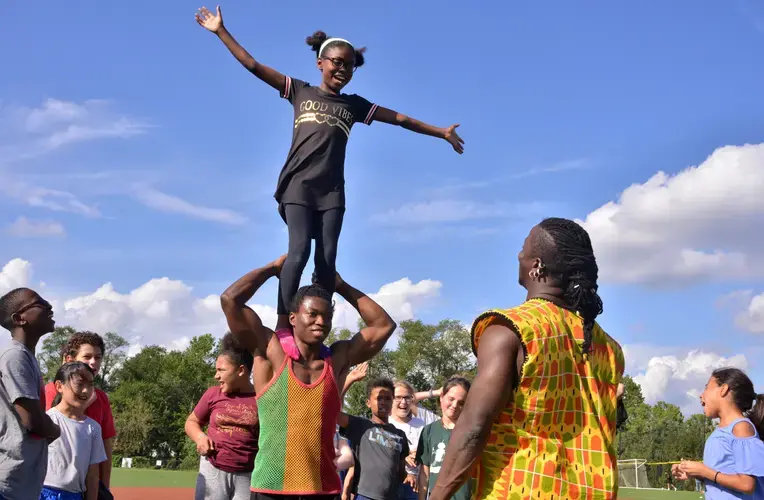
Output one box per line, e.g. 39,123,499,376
319,37,353,56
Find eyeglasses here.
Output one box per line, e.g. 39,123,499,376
321,57,358,73
393,396,414,402
15,299,51,315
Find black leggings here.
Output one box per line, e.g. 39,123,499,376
277,204,345,315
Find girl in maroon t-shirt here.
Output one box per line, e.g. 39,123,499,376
196,5,464,316
185,333,259,500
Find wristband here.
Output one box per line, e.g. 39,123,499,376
714,471,720,483
429,389,433,398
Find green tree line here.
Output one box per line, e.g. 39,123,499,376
38,322,712,479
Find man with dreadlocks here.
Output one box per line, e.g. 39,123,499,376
220,255,396,500
429,218,625,500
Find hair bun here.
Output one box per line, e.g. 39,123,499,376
306,31,328,53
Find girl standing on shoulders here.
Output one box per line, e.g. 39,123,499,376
41,362,107,500
185,333,259,500
196,5,464,317
673,368,764,498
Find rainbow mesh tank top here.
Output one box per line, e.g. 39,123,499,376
470,299,625,500
250,352,342,495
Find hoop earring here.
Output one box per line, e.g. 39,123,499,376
529,269,540,280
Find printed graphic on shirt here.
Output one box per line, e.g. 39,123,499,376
430,441,447,473
367,427,405,452
214,402,259,437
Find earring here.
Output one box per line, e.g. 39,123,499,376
529,269,540,280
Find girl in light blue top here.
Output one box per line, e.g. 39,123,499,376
673,368,764,499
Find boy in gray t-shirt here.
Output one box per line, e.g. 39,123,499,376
0,288,61,500
339,378,409,500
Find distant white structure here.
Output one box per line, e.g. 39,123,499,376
121,457,133,468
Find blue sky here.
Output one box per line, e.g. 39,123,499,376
2,0,763,414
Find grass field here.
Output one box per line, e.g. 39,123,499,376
112,468,197,488
620,489,705,500
111,468,706,499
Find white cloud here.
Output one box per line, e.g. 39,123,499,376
0,98,147,217
132,186,248,225
720,290,764,334
372,200,548,226
2,258,440,355
6,217,65,238
580,143,764,284
0,259,32,295
629,348,748,416
6,98,149,157
0,171,102,217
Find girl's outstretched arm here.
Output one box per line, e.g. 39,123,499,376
373,107,464,154
196,5,286,94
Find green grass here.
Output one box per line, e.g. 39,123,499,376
620,488,705,500
111,469,706,499
111,468,198,488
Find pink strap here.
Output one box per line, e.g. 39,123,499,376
275,328,331,360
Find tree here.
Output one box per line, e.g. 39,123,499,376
98,331,130,391
341,319,475,418
36,326,129,387
109,335,218,461
616,376,653,459
114,395,153,457
37,326,76,382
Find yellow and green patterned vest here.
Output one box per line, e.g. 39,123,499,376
470,299,624,500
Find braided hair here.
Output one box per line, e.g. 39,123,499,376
534,218,603,354
289,284,334,314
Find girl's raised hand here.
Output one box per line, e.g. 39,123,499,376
444,124,464,154
196,5,224,33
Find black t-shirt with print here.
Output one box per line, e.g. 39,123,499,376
341,415,409,500
274,76,378,215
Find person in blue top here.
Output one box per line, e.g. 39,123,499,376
195,5,464,319
673,367,764,499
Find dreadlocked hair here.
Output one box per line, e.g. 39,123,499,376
0,288,33,331
305,31,366,68
220,332,254,371
535,217,603,355
289,283,334,313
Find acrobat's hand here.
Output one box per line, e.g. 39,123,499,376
444,124,464,154
196,5,224,33
334,271,346,291
270,254,287,277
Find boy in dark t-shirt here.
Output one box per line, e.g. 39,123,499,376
339,378,408,500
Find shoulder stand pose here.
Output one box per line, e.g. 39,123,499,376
220,255,397,500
